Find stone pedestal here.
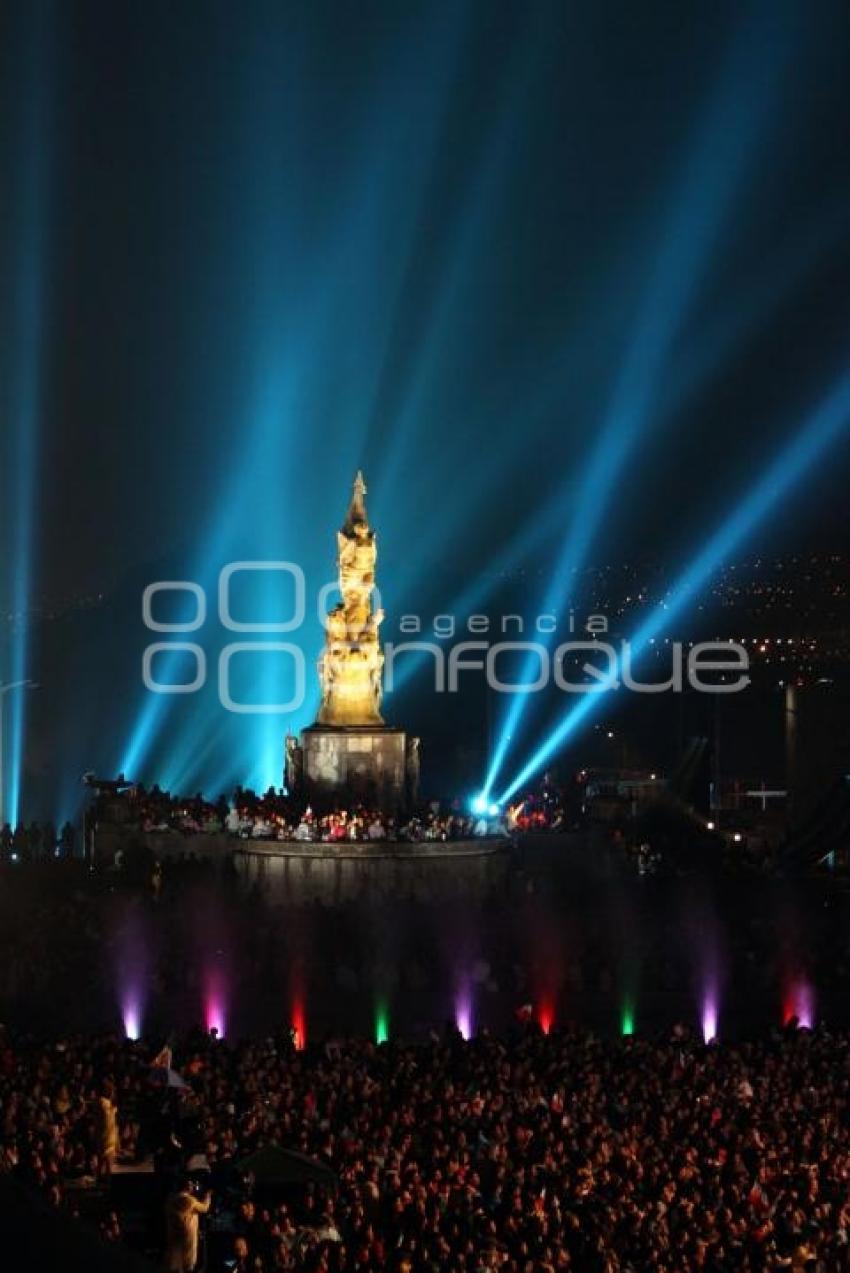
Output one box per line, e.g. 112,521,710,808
300,725,412,812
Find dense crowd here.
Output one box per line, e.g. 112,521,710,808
0,784,837,1270
2,1018,849,1271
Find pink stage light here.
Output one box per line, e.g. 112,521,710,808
205,998,225,1037
122,995,141,1041
204,974,227,1037
455,992,472,1041
701,991,718,1044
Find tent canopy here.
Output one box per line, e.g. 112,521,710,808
236,1143,338,1192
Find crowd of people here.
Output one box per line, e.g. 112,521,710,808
139,793,509,845
2,779,842,1269
92,782,574,844
3,769,694,864
0,782,577,869
2,1017,849,1271
0,819,77,863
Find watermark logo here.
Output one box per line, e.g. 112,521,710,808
142,563,306,713
142,561,750,713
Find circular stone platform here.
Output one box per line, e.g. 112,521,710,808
232,837,512,903
234,837,509,861
92,826,513,903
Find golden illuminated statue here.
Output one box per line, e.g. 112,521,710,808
317,471,385,726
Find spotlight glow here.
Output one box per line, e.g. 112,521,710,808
291,1000,306,1051
471,794,488,815
538,1002,554,1035
621,1002,635,1036
784,978,815,1030
701,992,718,1044
122,995,141,1042
375,1002,389,1045
205,998,225,1038
455,992,473,1041
204,976,227,1038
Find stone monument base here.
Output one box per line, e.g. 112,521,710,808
300,725,412,812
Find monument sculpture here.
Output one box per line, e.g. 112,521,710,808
317,471,385,726
291,472,420,812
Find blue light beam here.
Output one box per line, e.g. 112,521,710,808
497,367,850,804
482,3,795,798
2,4,52,825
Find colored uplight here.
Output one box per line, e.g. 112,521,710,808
497,370,850,804
538,1003,553,1035
701,992,718,1043
122,995,141,1041
621,1002,635,1036
375,1003,389,1045
471,794,488,815
291,1001,306,1051
455,992,473,1041
205,999,225,1037
204,978,227,1038
783,978,815,1029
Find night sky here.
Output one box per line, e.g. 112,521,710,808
2,0,850,816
